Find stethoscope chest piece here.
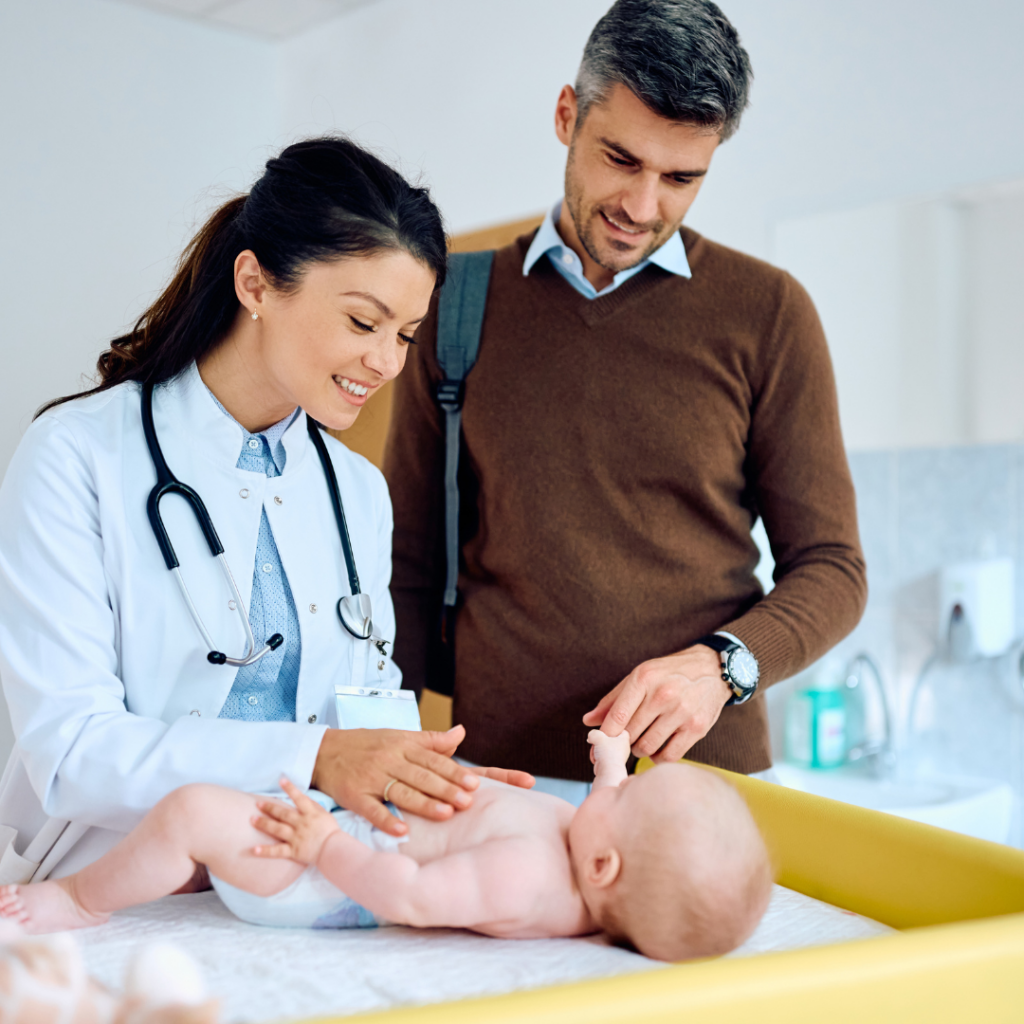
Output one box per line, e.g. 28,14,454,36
338,592,373,640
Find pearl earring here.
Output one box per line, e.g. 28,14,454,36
251,310,259,321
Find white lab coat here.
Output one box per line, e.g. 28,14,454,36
0,363,401,882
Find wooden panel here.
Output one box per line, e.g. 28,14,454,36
449,213,544,254
328,213,543,469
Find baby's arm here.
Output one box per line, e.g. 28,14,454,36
319,833,548,930
254,780,549,932
588,729,631,789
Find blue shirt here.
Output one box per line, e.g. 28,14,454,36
522,199,691,299
206,391,303,723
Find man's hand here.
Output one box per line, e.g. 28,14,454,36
252,778,340,865
582,645,733,763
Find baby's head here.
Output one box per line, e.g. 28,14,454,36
568,763,772,961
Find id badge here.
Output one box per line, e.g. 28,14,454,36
334,686,421,731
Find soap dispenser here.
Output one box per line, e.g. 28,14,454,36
785,659,847,769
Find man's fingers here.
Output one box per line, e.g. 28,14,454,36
652,728,699,765
630,711,684,759
581,681,624,726
351,794,409,837
592,676,648,737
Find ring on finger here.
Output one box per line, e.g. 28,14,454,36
382,778,397,803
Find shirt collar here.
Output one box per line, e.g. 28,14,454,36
523,199,691,282
201,372,300,475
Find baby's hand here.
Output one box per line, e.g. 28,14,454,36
588,728,632,768
251,777,339,866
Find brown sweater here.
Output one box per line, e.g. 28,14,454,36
384,227,866,780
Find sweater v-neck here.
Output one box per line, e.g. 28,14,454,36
519,230,694,328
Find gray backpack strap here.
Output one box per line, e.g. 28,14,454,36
435,250,494,612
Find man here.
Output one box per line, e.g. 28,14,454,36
384,0,866,800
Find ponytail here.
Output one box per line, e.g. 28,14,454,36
39,137,447,415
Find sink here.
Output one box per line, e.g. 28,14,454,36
773,763,1014,844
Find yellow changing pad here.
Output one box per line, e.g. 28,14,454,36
319,763,1024,1024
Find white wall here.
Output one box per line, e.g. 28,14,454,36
0,0,278,477
773,196,973,451
279,0,610,236
278,0,1024,255
966,187,1024,444
0,0,279,763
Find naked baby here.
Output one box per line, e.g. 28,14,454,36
0,732,772,961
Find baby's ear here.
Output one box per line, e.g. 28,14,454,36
584,849,622,889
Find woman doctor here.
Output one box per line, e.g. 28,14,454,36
0,137,526,885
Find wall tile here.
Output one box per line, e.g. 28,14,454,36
770,440,1024,847
848,450,898,601
895,444,1018,585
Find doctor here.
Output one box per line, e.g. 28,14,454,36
0,137,527,886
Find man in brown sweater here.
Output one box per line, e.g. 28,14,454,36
384,0,866,796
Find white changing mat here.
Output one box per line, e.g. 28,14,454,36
77,885,893,1023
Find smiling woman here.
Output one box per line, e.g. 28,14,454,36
0,137,538,891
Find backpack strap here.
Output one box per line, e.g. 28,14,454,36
434,250,494,612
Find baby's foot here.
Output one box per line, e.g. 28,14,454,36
0,880,110,934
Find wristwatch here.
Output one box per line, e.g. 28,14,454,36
697,633,760,705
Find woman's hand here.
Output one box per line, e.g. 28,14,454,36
312,724,495,837
252,778,338,865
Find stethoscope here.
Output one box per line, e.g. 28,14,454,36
141,382,384,667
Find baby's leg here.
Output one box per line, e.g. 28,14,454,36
0,784,306,934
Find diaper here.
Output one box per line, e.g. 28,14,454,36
209,791,407,929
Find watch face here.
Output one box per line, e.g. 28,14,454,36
728,649,759,689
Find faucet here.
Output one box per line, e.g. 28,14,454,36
842,652,895,773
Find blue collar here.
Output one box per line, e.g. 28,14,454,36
522,199,690,299
203,381,299,475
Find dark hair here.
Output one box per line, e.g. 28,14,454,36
40,136,447,415
575,0,752,140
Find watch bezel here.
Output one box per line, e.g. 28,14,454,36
723,646,759,705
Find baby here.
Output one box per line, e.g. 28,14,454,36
0,732,771,962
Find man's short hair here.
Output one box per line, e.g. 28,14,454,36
575,0,753,140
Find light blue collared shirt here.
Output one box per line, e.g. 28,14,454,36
204,387,303,723
522,199,691,299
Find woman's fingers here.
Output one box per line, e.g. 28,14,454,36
403,749,477,804
417,725,465,758
465,766,536,789
385,780,456,822
350,793,409,837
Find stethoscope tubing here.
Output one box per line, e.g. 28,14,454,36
142,382,375,665
143,383,282,666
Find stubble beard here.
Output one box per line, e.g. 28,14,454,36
563,142,672,274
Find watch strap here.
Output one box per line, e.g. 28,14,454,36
696,634,735,653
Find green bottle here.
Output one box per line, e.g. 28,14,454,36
785,676,847,769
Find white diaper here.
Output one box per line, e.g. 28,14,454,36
209,791,407,929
